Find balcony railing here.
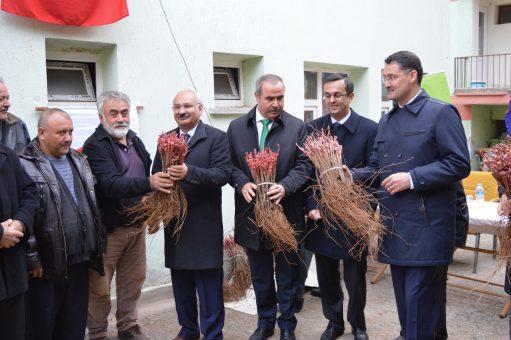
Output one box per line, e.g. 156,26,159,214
454,53,511,91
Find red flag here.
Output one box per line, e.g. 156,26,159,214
1,0,129,26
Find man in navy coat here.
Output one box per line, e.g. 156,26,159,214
153,90,231,340
228,74,312,340
352,51,470,340
305,74,377,340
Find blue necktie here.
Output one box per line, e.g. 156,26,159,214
331,122,341,132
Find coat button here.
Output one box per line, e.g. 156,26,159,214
384,153,389,158
420,179,425,185
397,154,402,158
394,211,399,216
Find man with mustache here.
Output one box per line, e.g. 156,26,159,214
19,108,104,340
350,51,470,339
305,74,376,340
83,91,173,340
227,74,312,340
152,90,231,340
0,77,31,154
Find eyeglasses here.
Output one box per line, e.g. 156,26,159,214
382,71,411,84
172,104,197,111
323,92,349,100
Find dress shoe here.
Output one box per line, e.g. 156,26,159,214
249,327,274,340
295,298,304,313
320,326,344,340
352,327,369,340
118,324,143,339
280,329,296,340
310,287,321,298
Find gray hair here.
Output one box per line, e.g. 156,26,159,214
38,108,71,128
97,90,131,116
255,74,285,95
0,77,4,84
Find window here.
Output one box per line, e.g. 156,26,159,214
497,4,511,24
304,71,317,100
304,108,316,123
214,67,240,100
46,60,96,102
381,69,392,116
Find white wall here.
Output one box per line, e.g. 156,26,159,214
0,0,454,286
487,0,511,54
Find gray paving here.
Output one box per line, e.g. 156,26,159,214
93,234,509,339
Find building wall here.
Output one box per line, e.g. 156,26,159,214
487,0,511,54
0,0,453,287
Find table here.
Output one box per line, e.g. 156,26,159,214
467,200,507,235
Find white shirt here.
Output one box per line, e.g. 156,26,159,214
330,109,352,125
399,89,422,108
180,122,199,139
256,106,273,142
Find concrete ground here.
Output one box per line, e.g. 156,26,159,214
95,234,509,340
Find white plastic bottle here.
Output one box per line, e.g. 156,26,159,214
475,183,485,201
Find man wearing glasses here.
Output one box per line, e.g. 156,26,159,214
152,90,231,340
304,74,376,340
350,51,470,339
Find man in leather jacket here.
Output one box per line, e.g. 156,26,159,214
20,108,104,340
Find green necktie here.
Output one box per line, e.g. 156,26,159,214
259,119,271,151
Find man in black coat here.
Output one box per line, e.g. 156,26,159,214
0,143,37,339
83,91,173,340
152,90,231,340
305,74,376,340
351,51,471,339
227,74,312,340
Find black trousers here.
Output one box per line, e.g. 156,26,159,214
297,245,313,302
315,253,367,331
0,293,25,340
434,264,449,340
171,268,225,340
246,247,300,331
25,263,89,340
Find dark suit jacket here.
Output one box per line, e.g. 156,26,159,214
227,107,313,251
0,144,37,301
353,90,471,266
83,125,153,232
153,121,231,269
304,110,377,260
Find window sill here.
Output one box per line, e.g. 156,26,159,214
209,106,252,115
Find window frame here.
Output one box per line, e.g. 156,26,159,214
46,60,96,102
303,67,349,120
213,61,243,107
497,4,511,25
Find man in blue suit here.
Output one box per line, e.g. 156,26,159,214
352,51,471,340
305,74,376,340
